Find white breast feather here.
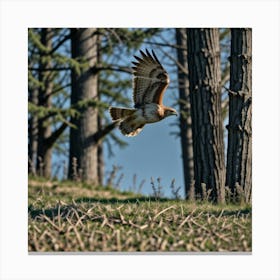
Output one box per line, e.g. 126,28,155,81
143,103,162,123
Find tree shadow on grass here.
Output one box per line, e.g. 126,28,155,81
75,196,170,204
28,196,170,220
28,195,251,221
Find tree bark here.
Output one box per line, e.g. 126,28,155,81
97,138,104,186
175,28,195,200
226,28,252,203
97,34,104,186
36,28,53,178
28,87,38,175
69,28,99,183
187,28,226,203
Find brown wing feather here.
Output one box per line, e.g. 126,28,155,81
132,49,169,108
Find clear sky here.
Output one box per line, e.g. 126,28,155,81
105,103,184,199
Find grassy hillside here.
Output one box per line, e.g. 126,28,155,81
28,178,252,252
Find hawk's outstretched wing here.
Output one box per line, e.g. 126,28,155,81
132,49,170,108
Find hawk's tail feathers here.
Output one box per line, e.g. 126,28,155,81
109,107,144,136
109,107,136,121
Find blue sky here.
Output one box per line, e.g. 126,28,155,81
102,31,185,198
105,99,184,198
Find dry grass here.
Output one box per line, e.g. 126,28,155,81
28,178,252,252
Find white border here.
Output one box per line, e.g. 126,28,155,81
1,0,280,279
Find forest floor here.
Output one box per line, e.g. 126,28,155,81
28,177,252,252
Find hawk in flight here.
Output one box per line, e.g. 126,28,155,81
109,49,178,137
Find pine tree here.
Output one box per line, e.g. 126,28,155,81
28,86,38,176
36,28,54,178
28,28,74,178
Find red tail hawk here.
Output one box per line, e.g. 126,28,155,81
109,49,177,137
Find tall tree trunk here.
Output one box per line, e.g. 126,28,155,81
36,28,53,178
69,28,99,183
175,28,195,200
96,33,104,186
226,28,252,203
187,28,226,203
28,87,38,176
97,123,104,186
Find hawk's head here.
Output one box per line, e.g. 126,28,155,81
164,107,178,118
